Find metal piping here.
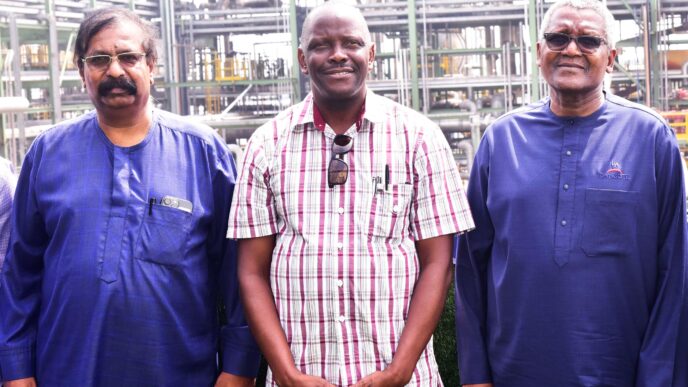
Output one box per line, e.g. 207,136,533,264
46,9,62,124
160,0,180,113
456,139,474,173
59,31,75,86
421,0,429,114
457,99,477,114
643,5,651,106
9,13,25,164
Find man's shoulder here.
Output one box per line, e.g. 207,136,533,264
155,109,222,145
0,157,16,186
605,93,667,126
478,100,549,141
32,110,98,146
367,92,434,124
491,99,548,127
250,101,310,144
52,110,97,131
364,93,442,139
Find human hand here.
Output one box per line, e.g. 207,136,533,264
214,371,254,387
349,369,409,387
3,377,37,387
275,370,336,387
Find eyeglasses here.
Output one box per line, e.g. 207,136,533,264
328,134,353,188
543,32,607,54
81,52,147,70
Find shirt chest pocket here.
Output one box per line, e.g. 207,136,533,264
135,204,192,266
365,183,413,241
579,188,639,257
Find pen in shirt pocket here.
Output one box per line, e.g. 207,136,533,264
385,164,389,191
149,197,156,215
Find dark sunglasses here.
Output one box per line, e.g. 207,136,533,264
543,32,607,54
328,134,353,188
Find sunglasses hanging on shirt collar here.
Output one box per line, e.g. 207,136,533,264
328,134,353,188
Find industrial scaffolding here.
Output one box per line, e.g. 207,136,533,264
1,0,687,172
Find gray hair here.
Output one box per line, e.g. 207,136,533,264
539,0,617,48
299,1,371,50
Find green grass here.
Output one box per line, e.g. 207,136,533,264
433,280,460,386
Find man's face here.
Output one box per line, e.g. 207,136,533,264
298,9,374,105
79,20,154,115
537,6,616,97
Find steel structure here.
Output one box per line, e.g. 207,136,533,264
1,0,687,169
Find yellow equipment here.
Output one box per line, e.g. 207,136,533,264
661,111,688,144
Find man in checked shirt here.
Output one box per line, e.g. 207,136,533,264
227,1,474,386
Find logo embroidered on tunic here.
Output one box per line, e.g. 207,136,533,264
598,161,630,180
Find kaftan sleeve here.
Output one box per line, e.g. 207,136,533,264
455,133,494,384
210,142,261,377
634,125,688,386
0,146,46,381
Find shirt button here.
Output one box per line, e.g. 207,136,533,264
392,205,400,213
561,220,567,226
568,119,574,125
337,279,343,287
337,242,343,250
565,150,572,156
338,315,346,322
337,207,344,214
563,183,569,190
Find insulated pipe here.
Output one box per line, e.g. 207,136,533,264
0,96,29,113
457,139,474,174
643,5,651,107
457,99,477,114
435,120,487,132
8,13,25,163
46,11,62,124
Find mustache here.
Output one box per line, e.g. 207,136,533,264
98,76,137,96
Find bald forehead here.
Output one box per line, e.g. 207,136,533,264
300,3,370,47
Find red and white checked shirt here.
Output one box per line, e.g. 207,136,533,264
227,91,474,386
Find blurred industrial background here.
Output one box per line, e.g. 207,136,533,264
2,2,688,385
1,0,688,174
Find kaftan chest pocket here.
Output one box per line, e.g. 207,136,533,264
368,183,413,240
135,204,192,266
580,188,638,257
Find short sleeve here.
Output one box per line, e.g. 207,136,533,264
410,125,474,240
227,128,279,239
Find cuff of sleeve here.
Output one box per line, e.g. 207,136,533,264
456,331,492,384
0,346,35,382
221,326,261,377
457,351,492,385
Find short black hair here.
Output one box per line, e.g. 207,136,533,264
74,7,158,70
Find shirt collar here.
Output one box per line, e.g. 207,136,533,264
312,99,365,132
543,91,609,125
293,89,385,133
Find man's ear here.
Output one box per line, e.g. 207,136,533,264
298,48,309,75
536,41,543,68
368,42,375,70
606,47,617,74
78,64,85,84
148,59,156,76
